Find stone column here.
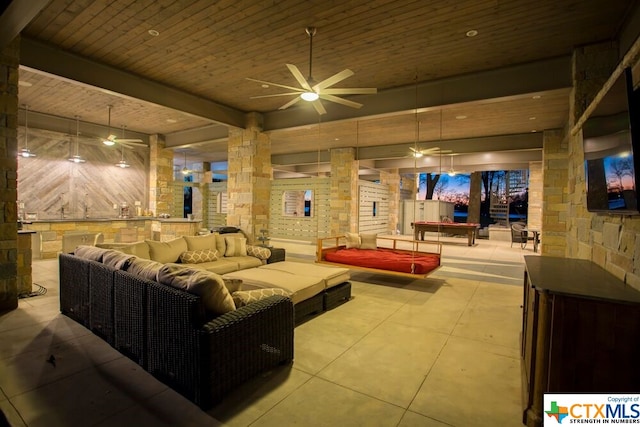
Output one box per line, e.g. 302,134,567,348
527,161,542,231
379,169,400,234
541,129,568,256
0,37,20,311
226,113,271,243
330,148,358,235
148,134,174,217
468,171,482,224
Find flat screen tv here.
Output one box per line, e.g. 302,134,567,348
583,67,640,214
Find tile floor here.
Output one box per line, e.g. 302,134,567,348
0,235,536,426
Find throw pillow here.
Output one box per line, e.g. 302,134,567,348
74,245,109,261
157,264,236,315
224,236,247,257
183,234,217,251
360,233,378,250
345,232,361,249
102,250,135,270
246,245,271,260
232,288,291,308
223,278,243,293
126,257,164,281
180,249,218,264
145,237,188,264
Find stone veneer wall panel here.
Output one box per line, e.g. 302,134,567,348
330,148,358,235
542,129,568,256
0,37,19,310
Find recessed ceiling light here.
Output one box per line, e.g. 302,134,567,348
261,84,269,88
166,118,177,123
532,95,541,99
455,115,467,120
531,129,537,133
18,81,32,87
466,29,478,37
334,138,340,141
148,29,160,37
529,117,537,120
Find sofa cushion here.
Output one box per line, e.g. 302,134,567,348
246,245,271,260
214,232,244,256
145,237,188,264
345,232,361,249
232,288,290,308
194,259,244,275
158,264,236,315
180,249,218,264
224,236,247,257
226,256,262,270
96,241,150,260
126,257,164,281
102,250,135,270
222,268,324,304
183,234,217,251
360,233,378,250
74,245,109,261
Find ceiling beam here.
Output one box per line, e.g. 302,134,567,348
19,37,247,129
262,56,572,131
0,0,50,48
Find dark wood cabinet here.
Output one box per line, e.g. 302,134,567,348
521,256,640,427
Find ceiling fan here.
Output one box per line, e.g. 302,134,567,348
100,106,145,148
247,27,377,115
409,146,453,158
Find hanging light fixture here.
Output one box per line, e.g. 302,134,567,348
103,105,115,146
19,105,36,158
447,155,457,177
114,145,130,168
68,115,86,163
181,152,191,175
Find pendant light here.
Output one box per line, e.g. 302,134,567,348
447,155,456,177
115,145,130,168
103,105,115,146
68,115,86,163
181,152,191,175
19,105,36,158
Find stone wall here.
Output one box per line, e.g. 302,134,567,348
565,40,640,287
527,161,542,231
541,130,569,256
0,37,19,310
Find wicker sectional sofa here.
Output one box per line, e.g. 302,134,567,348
58,250,294,409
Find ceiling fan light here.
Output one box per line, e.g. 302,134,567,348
301,91,319,101
448,170,456,177
103,139,115,146
413,151,423,158
181,167,190,175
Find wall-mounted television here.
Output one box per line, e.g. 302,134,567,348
583,67,640,214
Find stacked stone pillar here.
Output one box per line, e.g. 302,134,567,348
330,148,358,235
148,134,174,217
226,113,271,242
0,37,20,310
379,169,400,234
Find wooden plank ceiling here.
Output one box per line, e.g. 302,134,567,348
12,0,638,172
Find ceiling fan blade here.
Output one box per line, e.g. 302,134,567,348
117,138,143,143
279,96,302,110
322,87,377,95
250,92,303,99
286,64,312,91
246,77,303,92
409,147,419,153
313,69,354,91
319,94,363,109
312,99,326,115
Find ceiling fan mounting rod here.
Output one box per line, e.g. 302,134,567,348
306,26,316,81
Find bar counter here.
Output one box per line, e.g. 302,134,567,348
23,217,203,259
